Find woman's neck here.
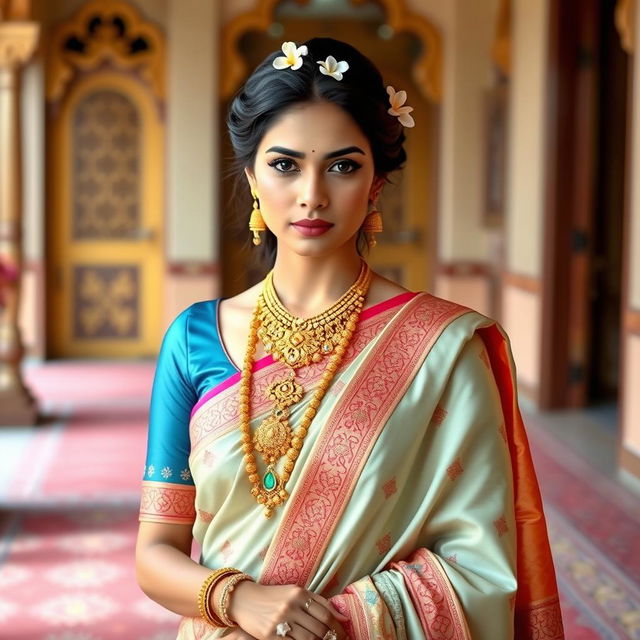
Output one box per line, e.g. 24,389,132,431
270,249,365,318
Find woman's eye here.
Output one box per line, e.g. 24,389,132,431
330,160,360,174
269,159,297,173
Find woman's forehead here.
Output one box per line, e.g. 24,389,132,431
259,101,370,152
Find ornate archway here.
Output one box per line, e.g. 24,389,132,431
220,0,442,104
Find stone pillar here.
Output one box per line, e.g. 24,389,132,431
0,21,39,425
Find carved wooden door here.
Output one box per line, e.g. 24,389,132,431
46,2,165,358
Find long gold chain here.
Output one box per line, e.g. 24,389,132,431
239,260,372,517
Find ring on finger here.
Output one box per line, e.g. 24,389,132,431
276,621,291,637
323,630,338,640
304,598,312,610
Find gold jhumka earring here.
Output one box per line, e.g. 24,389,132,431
249,189,267,245
362,201,383,248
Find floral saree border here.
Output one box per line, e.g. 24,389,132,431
259,292,471,587
391,548,471,640
517,595,564,640
331,576,397,640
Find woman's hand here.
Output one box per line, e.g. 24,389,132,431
228,581,350,640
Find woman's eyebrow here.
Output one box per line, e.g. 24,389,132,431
265,146,304,158
265,145,366,159
324,146,365,159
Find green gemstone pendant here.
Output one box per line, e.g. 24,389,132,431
263,468,278,492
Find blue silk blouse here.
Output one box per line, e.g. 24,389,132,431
142,300,237,486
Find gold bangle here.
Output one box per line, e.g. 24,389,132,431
203,569,239,627
198,568,239,627
218,572,254,626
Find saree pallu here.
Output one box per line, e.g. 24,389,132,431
148,292,563,639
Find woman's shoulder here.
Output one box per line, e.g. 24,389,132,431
216,281,263,324
171,293,252,322
364,272,411,308
166,298,219,329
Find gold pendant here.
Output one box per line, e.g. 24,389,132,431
253,413,292,460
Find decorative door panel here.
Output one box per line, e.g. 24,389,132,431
73,91,140,240
46,2,165,358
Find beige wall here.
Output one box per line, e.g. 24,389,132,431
438,0,499,263
502,285,541,390
163,0,220,322
21,60,43,263
19,57,45,357
166,0,219,263
435,275,491,317
506,0,549,278
623,336,640,456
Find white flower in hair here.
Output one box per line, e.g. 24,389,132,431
317,56,349,81
272,41,308,71
387,85,415,128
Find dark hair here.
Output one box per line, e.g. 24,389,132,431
226,37,407,269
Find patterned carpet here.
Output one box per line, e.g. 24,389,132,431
527,421,640,639
0,362,638,638
0,506,180,638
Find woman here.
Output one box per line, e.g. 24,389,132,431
136,38,564,640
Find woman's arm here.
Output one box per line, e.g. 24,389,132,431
135,520,211,617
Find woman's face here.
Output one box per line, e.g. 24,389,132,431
245,100,383,258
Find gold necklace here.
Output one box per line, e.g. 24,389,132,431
258,260,371,367
239,261,372,517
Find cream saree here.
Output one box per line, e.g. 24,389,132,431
155,292,563,639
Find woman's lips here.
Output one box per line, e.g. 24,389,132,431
291,220,334,237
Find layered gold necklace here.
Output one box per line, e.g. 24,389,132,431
239,259,372,517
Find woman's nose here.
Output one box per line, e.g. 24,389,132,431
296,172,329,210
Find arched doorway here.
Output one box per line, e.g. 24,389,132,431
45,0,165,358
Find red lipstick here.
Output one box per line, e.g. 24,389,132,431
291,219,334,237
292,219,333,227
